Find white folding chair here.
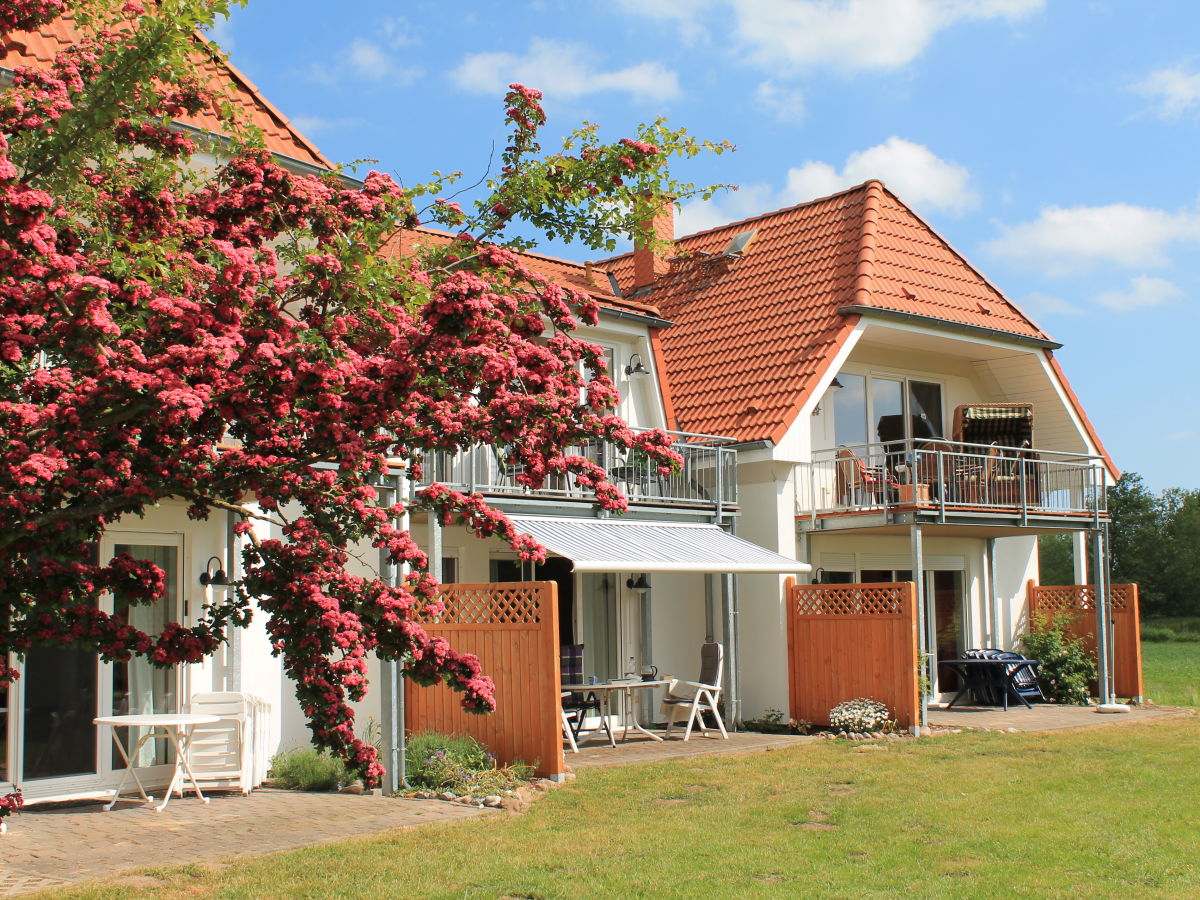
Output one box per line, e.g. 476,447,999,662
661,642,729,741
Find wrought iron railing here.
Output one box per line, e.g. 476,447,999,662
797,439,1107,521
420,429,737,510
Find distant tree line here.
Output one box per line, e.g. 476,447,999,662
1038,473,1200,619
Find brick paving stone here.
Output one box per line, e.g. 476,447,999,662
0,790,492,897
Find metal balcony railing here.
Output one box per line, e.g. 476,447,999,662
798,439,1108,522
420,429,738,511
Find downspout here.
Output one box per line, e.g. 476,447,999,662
226,510,242,692
1091,528,1112,704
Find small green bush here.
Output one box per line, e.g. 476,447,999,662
743,708,811,735
1142,626,1178,643
406,731,492,789
269,747,349,791
1020,613,1096,704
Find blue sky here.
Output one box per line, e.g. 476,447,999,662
212,0,1199,491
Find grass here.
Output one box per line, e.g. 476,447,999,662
1142,640,1200,707
54,716,1200,899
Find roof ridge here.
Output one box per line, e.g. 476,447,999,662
849,180,884,308
869,183,1051,341
597,179,882,265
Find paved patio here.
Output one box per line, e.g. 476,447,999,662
567,730,815,768
0,789,491,897
929,702,1191,732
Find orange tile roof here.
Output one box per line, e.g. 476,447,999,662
1,13,332,170
389,228,666,320
603,181,1056,444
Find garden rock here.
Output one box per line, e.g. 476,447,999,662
437,791,458,802
483,795,503,808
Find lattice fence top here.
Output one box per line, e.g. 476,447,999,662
1031,584,1134,612
432,583,545,625
791,583,910,616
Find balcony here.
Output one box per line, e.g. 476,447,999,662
420,429,738,513
798,439,1108,529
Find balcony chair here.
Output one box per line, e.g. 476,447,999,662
990,440,1033,506
661,642,729,741
834,447,894,506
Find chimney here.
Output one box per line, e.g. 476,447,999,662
632,196,674,292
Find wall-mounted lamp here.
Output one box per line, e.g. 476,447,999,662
812,567,826,585
624,353,650,377
625,573,651,592
199,556,228,586
813,376,846,416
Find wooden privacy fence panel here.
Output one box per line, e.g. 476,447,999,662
785,580,920,729
1028,582,1143,700
405,582,563,778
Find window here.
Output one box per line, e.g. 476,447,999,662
833,373,943,447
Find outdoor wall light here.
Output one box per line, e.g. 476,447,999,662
626,573,651,591
813,376,846,416
198,556,228,586
624,353,650,377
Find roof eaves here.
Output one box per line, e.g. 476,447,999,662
838,304,1062,350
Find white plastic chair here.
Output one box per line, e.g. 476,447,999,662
560,692,579,753
186,692,270,794
661,643,729,741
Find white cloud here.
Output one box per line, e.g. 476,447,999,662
289,114,364,136
784,137,979,215
306,22,423,87
1135,63,1200,118
986,203,1200,275
1170,430,1197,441
755,80,805,124
616,0,1043,72
1019,292,1084,317
1093,275,1184,312
675,137,975,234
203,15,235,53
452,38,679,102
676,184,780,235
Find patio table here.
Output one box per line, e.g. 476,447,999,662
561,679,672,746
93,713,221,812
940,658,1041,711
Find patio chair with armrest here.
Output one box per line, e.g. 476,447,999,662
834,447,895,506
661,642,729,741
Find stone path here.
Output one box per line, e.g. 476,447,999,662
928,702,1191,732
0,789,491,897
568,730,814,768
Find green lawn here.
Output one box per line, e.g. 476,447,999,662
57,717,1200,900
1142,640,1200,707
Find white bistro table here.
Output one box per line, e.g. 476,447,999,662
561,679,671,746
93,713,222,812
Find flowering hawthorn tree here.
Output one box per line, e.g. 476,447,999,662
0,0,731,784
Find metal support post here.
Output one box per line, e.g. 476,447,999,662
986,538,999,648
910,524,928,730
1091,529,1112,704
721,571,738,730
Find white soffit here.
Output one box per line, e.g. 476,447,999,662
510,517,811,575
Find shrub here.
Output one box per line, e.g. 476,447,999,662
1141,625,1177,643
829,698,891,733
269,747,350,791
1019,613,1096,705
743,708,811,735
406,732,493,790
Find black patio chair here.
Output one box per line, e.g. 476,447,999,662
992,651,1044,710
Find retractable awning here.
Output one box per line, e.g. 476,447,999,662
509,516,811,575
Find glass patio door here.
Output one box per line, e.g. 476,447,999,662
17,534,182,792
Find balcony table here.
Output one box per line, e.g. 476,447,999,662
560,679,672,746
93,713,222,812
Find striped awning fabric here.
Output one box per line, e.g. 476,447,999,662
509,517,811,575
962,405,1033,421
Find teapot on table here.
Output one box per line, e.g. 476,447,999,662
640,664,658,682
